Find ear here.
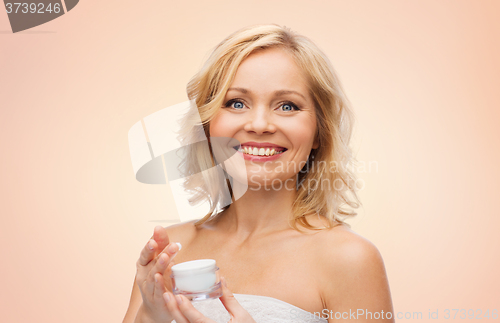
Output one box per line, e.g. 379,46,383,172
312,135,319,150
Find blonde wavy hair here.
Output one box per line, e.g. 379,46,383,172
177,23,361,231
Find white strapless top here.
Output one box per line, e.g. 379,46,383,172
173,294,328,323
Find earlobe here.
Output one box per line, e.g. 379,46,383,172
312,136,319,149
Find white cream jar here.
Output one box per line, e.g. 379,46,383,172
170,259,222,301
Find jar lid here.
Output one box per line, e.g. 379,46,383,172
171,259,217,277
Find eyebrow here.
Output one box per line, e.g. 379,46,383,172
227,87,307,100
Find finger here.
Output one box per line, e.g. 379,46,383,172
153,243,180,279
219,277,249,319
161,242,182,262
164,292,189,323
137,239,157,267
153,225,170,254
153,272,167,305
147,242,181,295
146,252,169,297
175,294,217,323
164,261,177,291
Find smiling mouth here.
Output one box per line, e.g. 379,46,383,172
233,146,288,157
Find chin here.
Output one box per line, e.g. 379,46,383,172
245,173,296,191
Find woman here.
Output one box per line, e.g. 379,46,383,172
123,24,394,323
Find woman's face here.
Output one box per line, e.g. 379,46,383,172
209,47,319,189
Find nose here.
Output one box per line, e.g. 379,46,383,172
243,106,277,135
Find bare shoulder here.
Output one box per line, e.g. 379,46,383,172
311,223,394,317
313,224,384,270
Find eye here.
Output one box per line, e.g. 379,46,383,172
224,99,245,110
278,102,300,112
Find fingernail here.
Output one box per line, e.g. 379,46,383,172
175,295,183,305
159,253,166,265
148,240,155,250
154,274,158,283
168,242,180,254
175,242,182,251
164,292,170,303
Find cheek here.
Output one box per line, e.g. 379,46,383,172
209,112,236,137
287,118,317,147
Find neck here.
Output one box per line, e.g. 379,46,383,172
217,177,298,238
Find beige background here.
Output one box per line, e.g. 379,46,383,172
1,0,499,322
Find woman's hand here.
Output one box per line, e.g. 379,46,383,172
135,225,181,323
163,277,256,323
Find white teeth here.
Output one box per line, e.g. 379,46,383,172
240,146,286,156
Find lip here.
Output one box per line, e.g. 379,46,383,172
234,149,286,162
